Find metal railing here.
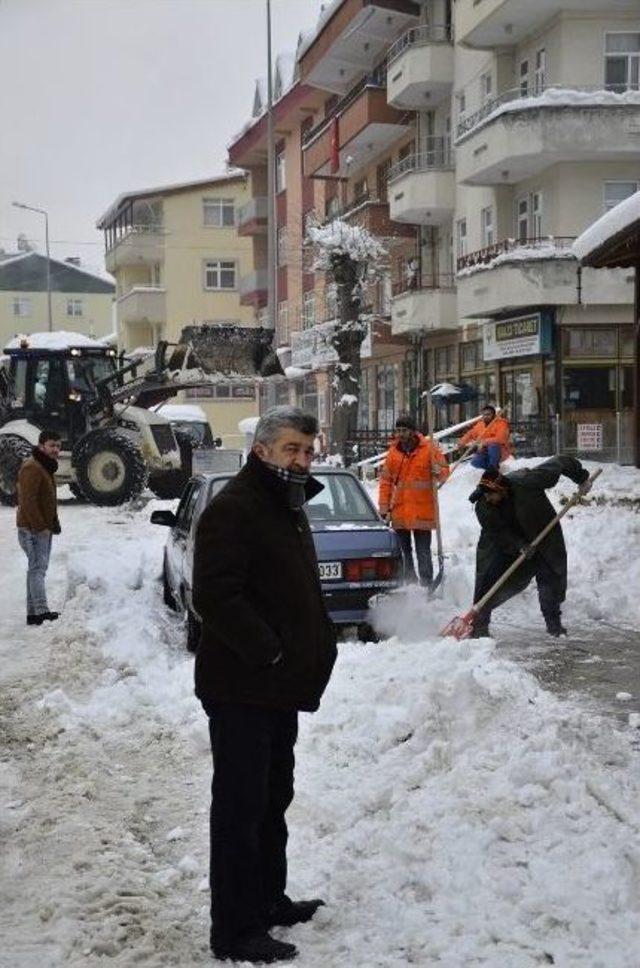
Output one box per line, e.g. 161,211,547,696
302,65,388,148
456,236,576,273
106,223,165,252
388,138,453,182
387,23,453,65
456,83,640,140
237,196,268,226
392,273,456,297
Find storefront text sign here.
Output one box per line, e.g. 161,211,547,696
483,313,552,361
576,423,603,451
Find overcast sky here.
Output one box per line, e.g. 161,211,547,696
0,0,319,271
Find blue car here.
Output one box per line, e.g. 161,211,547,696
151,467,402,648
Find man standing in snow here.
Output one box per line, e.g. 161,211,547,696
379,414,449,586
469,457,592,638
193,406,337,964
458,405,511,470
16,428,62,626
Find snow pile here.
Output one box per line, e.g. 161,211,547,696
307,219,386,271
574,189,640,261
457,240,576,277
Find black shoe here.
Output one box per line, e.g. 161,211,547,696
546,621,568,638
470,623,491,639
267,896,325,927
212,931,298,964
27,614,46,626
42,611,60,622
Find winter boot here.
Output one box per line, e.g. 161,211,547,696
267,896,325,927
470,612,491,639
26,614,46,626
212,931,298,963
544,614,567,638
42,611,60,622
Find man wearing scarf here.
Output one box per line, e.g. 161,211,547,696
16,429,62,626
193,406,337,964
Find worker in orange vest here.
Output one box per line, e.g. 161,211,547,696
459,405,512,471
379,414,449,586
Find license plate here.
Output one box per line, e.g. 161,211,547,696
319,561,342,581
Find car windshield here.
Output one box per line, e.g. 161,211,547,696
65,354,117,396
305,473,377,523
172,420,213,447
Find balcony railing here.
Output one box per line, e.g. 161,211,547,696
456,83,640,140
456,236,576,273
387,23,452,65
392,273,456,298
106,222,164,252
388,138,453,181
302,66,388,148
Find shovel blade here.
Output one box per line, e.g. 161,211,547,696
440,611,475,640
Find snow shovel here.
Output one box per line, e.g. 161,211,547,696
438,444,476,489
440,468,602,640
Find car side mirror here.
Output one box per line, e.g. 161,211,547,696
150,509,177,527
214,437,223,448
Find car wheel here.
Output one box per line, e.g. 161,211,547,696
357,622,380,643
186,607,201,653
162,560,177,611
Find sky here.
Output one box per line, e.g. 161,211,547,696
0,0,320,271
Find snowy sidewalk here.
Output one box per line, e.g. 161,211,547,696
1,465,640,967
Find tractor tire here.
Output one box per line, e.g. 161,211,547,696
68,482,87,502
0,434,33,506
148,470,186,500
73,429,147,506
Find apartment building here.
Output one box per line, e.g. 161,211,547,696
96,174,259,447
0,249,114,349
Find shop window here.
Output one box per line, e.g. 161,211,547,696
563,367,616,410
564,328,617,358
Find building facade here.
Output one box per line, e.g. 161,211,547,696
0,250,115,349
96,174,259,447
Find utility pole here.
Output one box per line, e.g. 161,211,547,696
266,0,277,331
12,201,52,332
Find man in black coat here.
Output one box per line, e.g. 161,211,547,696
469,456,591,638
193,406,337,964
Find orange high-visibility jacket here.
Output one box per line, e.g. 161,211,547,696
460,415,512,461
379,434,449,531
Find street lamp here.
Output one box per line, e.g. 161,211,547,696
12,201,52,332
266,0,277,332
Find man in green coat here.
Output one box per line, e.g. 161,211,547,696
469,457,591,638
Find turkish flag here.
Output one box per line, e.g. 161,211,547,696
330,115,340,174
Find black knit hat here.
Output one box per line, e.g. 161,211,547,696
395,413,417,431
479,466,508,493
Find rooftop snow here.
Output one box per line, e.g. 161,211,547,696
4,330,112,352
573,191,640,261
457,242,576,278
96,171,247,228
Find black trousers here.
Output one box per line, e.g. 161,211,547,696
396,529,433,584
204,702,298,949
475,554,564,629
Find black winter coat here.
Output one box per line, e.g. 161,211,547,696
192,452,337,713
472,456,589,602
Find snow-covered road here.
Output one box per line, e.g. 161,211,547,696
1,462,640,967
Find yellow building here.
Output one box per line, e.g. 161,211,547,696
96,173,259,447
0,250,115,350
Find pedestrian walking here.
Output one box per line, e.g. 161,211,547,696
458,405,511,470
378,414,449,587
468,457,592,638
16,428,61,626
193,406,337,965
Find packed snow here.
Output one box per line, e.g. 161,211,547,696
457,241,576,278
573,190,640,261
1,458,640,966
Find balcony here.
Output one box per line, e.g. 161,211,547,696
335,191,415,240
303,74,411,178
105,225,165,273
455,86,640,186
117,287,166,326
390,275,457,335
387,25,454,109
239,269,269,309
458,0,639,50
388,140,455,225
238,197,268,236
455,236,635,317
298,0,419,95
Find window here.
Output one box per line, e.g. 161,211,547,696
203,197,236,227
532,192,543,237
353,177,368,201
204,260,236,290
399,141,414,162
277,300,289,343
12,297,31,317
325,283,338,321
517,197,529,242
434,345,455,377
325,195,340,220
276,149,286,192
302,291,315,330
66,298,83,317
481,207,494,247
277,226,288,267
605,33,640,92
456,218,467,258
519,59,529,97
604,181,639,212
456,92,466,116
564,328,617,358
376,160,391,202
534,47,546,93
461,340,482,373
480,72,493,103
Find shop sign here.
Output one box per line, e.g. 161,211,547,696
576,423,603,451
291,320,339,370
483,312,553,361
